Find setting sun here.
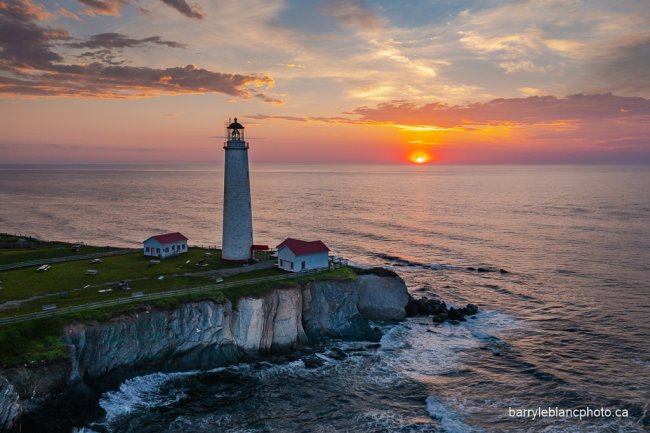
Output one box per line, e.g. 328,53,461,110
409,151,431,164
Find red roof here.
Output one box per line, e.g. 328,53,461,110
251,244,270,251
145,232,188,244
277,238,329,256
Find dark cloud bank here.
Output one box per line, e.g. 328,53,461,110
0,0,274,99
76,0,202,19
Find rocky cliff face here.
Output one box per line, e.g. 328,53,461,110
0,378,20,433
0,271,408,432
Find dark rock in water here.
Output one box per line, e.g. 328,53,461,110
365,343,381,350
405,300,419,317
303,356,324,369
447,307,466,321
448,320,460,325
351,267,399,278
477,267,490,272
465,303,479,316
467,267,476,271
499,268,510,274
406,295,447,317
407,295,478,325
328,347,348,360
431,311,448,323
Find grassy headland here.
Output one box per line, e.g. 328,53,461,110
0,234,353,367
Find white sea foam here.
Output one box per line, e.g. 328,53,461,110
99,371,195,422
379,309,520,379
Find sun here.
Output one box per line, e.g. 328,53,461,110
409,151,431,164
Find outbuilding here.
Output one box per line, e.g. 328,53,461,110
276,238,329,272
143,232,188,258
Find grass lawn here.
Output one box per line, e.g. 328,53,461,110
0,233,120,265
221,266,356,302
0,245,117,266
0,248,237,314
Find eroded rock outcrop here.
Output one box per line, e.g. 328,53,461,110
0,377,20,433
1,271,409,432
357,272,409,321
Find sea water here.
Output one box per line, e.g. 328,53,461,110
0,164,648,432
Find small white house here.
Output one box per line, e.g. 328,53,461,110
277,238,330,272
143,232,188,258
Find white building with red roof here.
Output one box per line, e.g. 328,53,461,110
143,232,188,258
276,238,330,272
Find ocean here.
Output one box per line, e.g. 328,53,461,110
0,164,648,432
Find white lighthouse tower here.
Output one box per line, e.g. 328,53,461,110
221,118,253,261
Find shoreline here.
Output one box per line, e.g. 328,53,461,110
0,236,415,432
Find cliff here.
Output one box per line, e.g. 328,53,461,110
0,271,408,432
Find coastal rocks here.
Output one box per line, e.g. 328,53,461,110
405,296,447,319
63,273,407,383
327,347,348,360
302,355,324,369
1,271,410,432
233,289,308,355
446,307,465,321
405,295,479,324
356,272,410,321
0,377,20,433
66,289,312,383
66,301,238,381
302,280,380,341
463,303,479,316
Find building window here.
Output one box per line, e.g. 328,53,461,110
164,247,169,253
145,247,150,252
301,261,306,270
182,244,186,250
290,262,294,270
156,248,160,253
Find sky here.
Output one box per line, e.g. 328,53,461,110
1,0,649,164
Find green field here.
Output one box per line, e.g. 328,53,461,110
0,248,239,317
0,246,119,265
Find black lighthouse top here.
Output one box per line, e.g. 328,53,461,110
227,118,245,141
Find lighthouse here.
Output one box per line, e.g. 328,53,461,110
221,118,253,261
